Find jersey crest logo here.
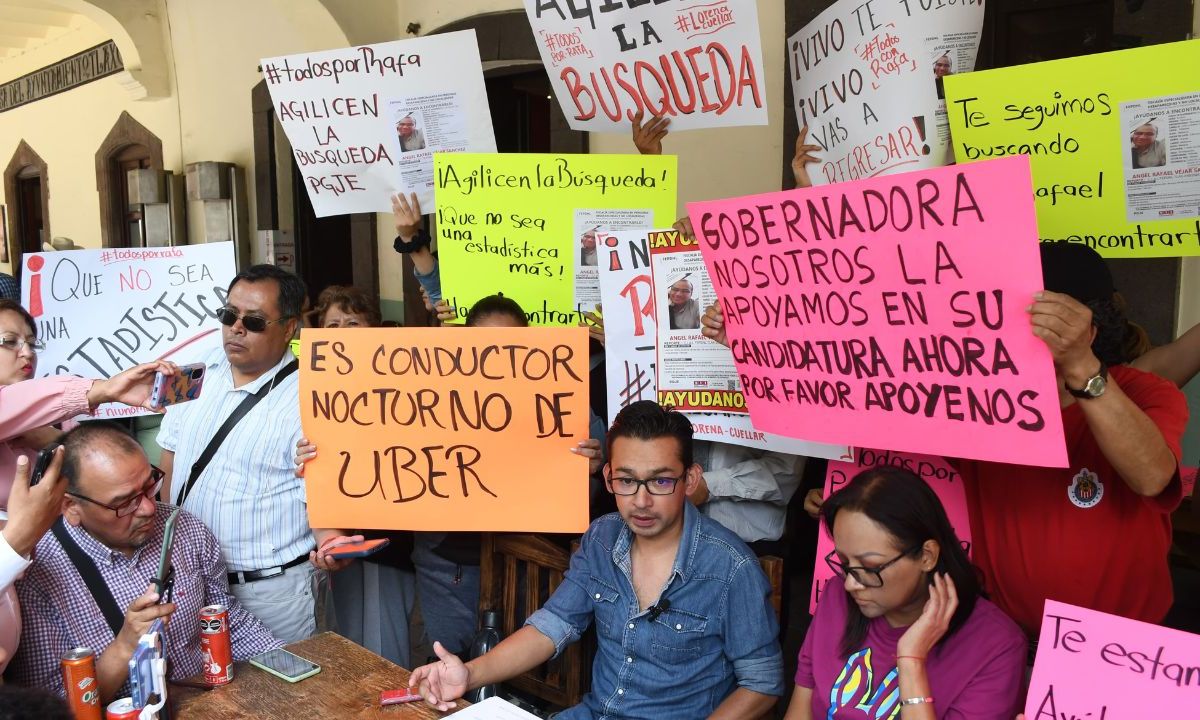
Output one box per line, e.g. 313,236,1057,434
1068,468,1104,508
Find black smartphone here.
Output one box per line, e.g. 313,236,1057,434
29,442,62,488
152,508,182,598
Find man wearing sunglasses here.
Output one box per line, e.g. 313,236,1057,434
157,265,355,644
9,422,280,703
409,401,784,718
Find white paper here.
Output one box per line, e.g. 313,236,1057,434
449,696,542,719
524,0,768,132
20,243,237,419
1120,92,1200,222
261,31,497,216
572,208,654,316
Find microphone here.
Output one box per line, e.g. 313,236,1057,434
647,598,671,622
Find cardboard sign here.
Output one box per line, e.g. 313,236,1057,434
945,41,1200,257
434,153,677,325
261,31,497,217
811,449,971,613
687,155,1067,467
300,327,590,532
597,228,850,459
523,0,768,132
21,244,236,419
1026,600,1200,718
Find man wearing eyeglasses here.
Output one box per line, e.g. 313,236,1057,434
157,265,355,644
409,401,784,718
9,422,281,702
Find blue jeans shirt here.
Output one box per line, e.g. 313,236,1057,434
527,503,784,719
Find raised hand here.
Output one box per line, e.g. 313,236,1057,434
408,641,469,712
632,110,670,155
701,302,728,347
896,572,959,661
792,126,822,189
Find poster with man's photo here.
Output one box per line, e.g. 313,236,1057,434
572,208,653,315
1120,92,1200,222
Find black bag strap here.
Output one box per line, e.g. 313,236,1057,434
52,518,124,636
176,359,298,507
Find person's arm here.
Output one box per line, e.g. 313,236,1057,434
708,688,778,719
1030,291,1179,496
695,449,802,507
791,127,822,189
158,449,174,504
408,630,556,712
0,376,93,442
392,192,441,302
1131,322,1200,388
721,559,786,709
893,573,958,720
783,685,815,720
96,585,176,702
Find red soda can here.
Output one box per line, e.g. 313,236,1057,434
199,604,233,685
60,647,102,720
105,698,140,720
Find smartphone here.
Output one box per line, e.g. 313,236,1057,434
149,363,206,408
129,619,165,707
324,538,390,560
152,508,181,598
249,648,321,683
29,442,62,488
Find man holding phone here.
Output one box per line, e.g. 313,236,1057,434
9,422,281,704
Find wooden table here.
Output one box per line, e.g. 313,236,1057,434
173,632,469,719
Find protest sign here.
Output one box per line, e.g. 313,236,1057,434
811,448,971,613
688,155,1067,467
20,243,236,419
523,0,768,132
435,153,677,325
573,208,654,315
261,31,496,217
1026,600,1200,718
945,41,1200,257
598,228,849,459
788,0,944,185
300,327,590,532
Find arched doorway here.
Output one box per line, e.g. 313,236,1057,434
95,111,164,248
3,141,51,281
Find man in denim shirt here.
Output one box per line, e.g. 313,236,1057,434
409,401,784,718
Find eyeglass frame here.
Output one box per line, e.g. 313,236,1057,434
67,466,166,518
215,306,292,333
0,335,46,353
606,473,685,496
824,545,922,588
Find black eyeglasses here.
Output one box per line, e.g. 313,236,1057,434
607,475,682,496
216,307,290,333
68,467,165,518
824,546,920,588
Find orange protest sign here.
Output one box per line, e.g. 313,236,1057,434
300,327,591,532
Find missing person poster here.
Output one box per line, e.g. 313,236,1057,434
523,0,768,131
261,31,497,216
573,209,654,316
944,41,1200,257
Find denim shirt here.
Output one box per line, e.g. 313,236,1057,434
526,503,784,719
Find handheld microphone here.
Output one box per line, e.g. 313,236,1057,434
647,598,671,622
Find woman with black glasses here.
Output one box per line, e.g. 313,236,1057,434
785,466,1026,720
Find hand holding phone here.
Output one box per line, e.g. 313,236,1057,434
29,442,63,488
149,363,206,409
2,448,66,557
152,508,182,598
323,538,390,560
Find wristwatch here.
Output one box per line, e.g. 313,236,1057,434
1066,361,1107,399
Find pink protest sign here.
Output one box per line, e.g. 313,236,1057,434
1027,600,1200,717
810,449,971,613
687,155,1067,467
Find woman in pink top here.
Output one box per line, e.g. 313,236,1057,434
787,467,1027,720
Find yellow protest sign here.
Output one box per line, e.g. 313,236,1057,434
945,41,1200,257
434,153,678,324
300,327,590,533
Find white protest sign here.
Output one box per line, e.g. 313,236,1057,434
20,243,236,419
789,0,944,184
261,31,497,216
597,229,849,459
524,0,768,132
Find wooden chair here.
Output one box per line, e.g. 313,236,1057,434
478,533,590,709
757,554,785,623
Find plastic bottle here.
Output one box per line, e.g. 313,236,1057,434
465,609,502,703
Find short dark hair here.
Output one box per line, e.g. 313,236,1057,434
0,299,36,338
821,466,981,657
228,265,307,321
311,285,381,327
465,294,528,327
605,400,694,469
60,421,143,494
0,686,72,720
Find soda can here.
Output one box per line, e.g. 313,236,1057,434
61,647,102,720
199,604,233,685
105,698,140,720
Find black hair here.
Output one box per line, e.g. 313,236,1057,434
1088,295,1136,366
0,686,72,720
0,299,36,339
227,264,307,321
465,294,528,327
821,466,981,658
60,421,141,494
605,400,694,470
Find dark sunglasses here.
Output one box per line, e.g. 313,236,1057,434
216,307,290,333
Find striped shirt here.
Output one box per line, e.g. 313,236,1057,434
158,350,311,572
10,504,280,695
